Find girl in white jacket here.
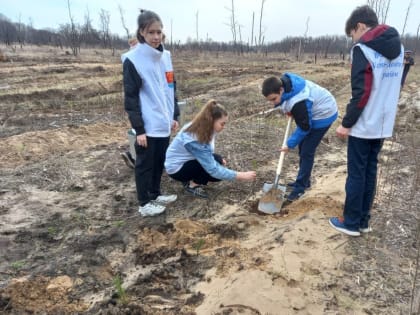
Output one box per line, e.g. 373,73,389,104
122,10,179,217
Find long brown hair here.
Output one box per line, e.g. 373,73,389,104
186,99,228,143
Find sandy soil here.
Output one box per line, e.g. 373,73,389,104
0,45,419,315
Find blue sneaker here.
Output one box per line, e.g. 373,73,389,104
329,217,360,236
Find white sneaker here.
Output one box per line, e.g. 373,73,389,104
138,202,166,217
359,226,372,233
154,194,177,205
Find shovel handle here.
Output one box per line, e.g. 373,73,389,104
275,116,292,182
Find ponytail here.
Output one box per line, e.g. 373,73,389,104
186,99,228,143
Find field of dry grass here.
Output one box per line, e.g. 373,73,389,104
0,45,419,314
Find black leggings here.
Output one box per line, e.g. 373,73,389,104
169,154,223,185
135,136,170,205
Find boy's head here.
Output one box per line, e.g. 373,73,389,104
262,76,283,107
345,5,378,41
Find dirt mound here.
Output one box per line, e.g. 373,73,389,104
0,276,88,313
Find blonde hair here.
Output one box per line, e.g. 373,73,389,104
128,37,138,47
186,100,228,143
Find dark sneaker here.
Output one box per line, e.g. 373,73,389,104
287,182,311,190
121,151,135,169
287,190,305,202
329,217,360,236
185,185,208,199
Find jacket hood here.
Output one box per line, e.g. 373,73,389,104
277,73,306,107
359,24,401,60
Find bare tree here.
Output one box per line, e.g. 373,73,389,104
251,11,255,47
99,9,111,49
170,19,173,48
118,4,131,41
225,0,237,44
195,10,199,42
297,16,310,61
25,17,33,45
81,6,99,47
401,0,413,38
415,23,420,54
367,0,391,24
258,0,266,47
66,0,80,56
16,14,26,48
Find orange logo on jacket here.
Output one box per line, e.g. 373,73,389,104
165,71,174,84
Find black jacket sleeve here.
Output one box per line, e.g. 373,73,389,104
342,46,372,128
173,80,180,121
123,59,145,135
291,100,310,131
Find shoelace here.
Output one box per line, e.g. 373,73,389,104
191,186,207,197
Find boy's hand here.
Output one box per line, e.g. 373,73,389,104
336,125,350,139
280,146,289,153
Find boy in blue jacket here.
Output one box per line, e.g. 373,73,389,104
262,73,338,201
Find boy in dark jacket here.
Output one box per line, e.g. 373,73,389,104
330,5,403,236
401,50,414,88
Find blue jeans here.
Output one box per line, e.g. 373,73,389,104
293,126,330,193
343,136,383,230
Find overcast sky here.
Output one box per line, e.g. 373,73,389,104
1,0,419,43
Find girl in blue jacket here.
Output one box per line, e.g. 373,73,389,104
262,73,338,201
165,100,256,199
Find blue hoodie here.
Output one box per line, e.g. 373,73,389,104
278,73,338,148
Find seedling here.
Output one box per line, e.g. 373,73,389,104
252,159,258,170
11,260,25,271
112,275,128,304
48,226,58,236
192,238,206,256
113,220,125,228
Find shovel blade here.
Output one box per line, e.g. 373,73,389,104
258,186,286,214
262,182,287,193
258,200,284,214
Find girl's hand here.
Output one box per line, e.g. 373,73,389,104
236,171,257,181
222,158,227,166
171,120,179,132
137,134,147,147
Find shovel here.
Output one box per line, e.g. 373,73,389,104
258,116,292,214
